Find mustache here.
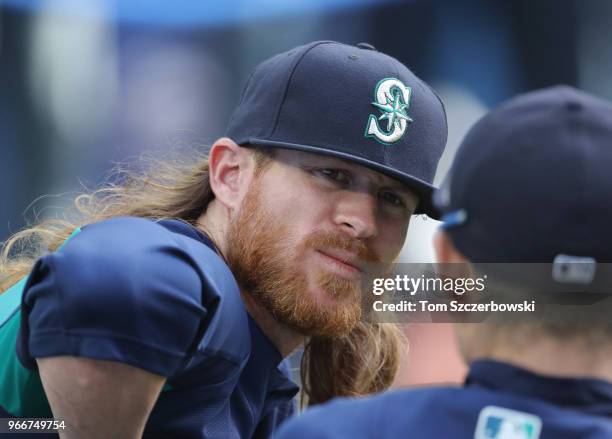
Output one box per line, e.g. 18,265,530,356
302,230,380,264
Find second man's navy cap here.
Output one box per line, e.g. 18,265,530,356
435,85,612,263
226,41,448,217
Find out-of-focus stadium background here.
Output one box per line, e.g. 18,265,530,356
1,0,610,386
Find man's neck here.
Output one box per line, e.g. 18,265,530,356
240,291,305,358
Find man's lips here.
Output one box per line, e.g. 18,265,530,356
316,249,364,278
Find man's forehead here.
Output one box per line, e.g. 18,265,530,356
272,148,413,191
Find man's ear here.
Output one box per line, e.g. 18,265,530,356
208,137,254,211
433,230,469,263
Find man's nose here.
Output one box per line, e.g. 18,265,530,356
333,191,378,239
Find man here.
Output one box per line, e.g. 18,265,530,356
275,86,612,438
0,41,447,438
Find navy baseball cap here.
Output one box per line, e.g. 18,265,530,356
434,85,612,263
226,41,448,217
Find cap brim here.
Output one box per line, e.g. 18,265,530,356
244,139,441,219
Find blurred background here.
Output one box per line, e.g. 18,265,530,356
1,0,610,386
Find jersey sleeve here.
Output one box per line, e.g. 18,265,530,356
18,217,209,377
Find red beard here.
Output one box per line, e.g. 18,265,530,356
226,178,382,337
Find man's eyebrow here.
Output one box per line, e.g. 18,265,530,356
379,180,419,203
370,174,413,195
387,182,414,195
301,155,347,167
297,155,416,196
388,185,418,204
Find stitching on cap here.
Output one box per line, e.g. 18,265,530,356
269,41,336,138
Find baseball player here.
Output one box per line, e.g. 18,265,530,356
0,41,447,438
275,86,612,439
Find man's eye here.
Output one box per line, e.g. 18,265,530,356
379,191,405,207
317,168,350,185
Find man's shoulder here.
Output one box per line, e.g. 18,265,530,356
77,216,197,249
276,386,464,439
53,217,182,262
333,385,463,416
55,216,224,280
279,369,612,439
27,216,245,335
323,385,461,414
65,216,246,328
20,216,251,375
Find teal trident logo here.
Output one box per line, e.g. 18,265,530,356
365,77,413,144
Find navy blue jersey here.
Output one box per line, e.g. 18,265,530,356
276,360,612,439
0,217,298,438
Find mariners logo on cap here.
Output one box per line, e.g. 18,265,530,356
365,77,413,145
475,406,542,439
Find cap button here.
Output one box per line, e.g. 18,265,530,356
356,42,376,51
